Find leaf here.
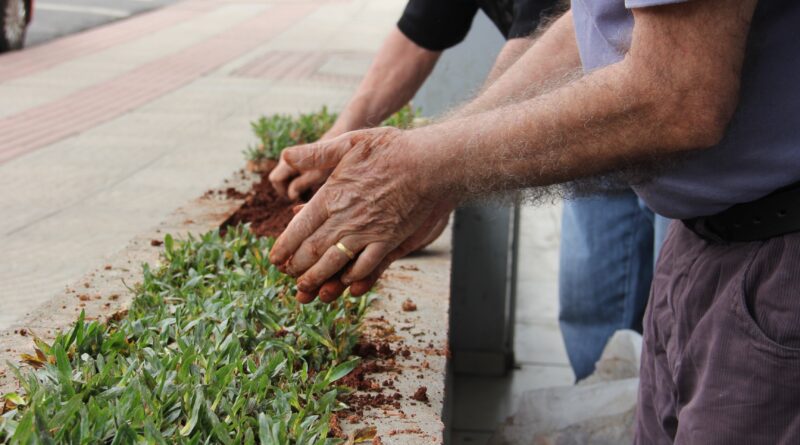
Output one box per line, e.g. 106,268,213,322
53,343,75,397
346,426,377,445
20,354,46,369
327,359,359,385
179,389,204,437
2,392,26,412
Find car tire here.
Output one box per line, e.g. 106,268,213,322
0,0,27,52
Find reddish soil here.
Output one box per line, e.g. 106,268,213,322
411,386,429,403
401,299,417,312
328,415,346,439
219,171,300,238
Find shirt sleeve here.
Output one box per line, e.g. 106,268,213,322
507,0,561,40
397,0,480,51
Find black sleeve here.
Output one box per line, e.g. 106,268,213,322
397,0,480,51
507,0,561,39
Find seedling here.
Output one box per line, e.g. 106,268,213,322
245,105,420,162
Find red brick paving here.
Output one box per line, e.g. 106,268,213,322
233,50,370,86
0,2,320,164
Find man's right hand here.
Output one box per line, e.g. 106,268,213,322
269,159,331,201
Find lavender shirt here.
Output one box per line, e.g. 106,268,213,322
572,0,800,219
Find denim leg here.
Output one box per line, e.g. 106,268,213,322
638,198,672,267
559,191,655,381
653,215,671,262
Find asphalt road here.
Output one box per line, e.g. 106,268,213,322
25,0,179,47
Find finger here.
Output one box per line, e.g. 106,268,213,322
283,134,352,172
349,258,391,296
296,289,317,304
341,242,393,285
270,199,327,265
296,239,359,292
288,171,326,201
292,204,305,215
319,278,347,304
268,159,298,198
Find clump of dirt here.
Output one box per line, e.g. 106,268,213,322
401,299,417,312
411,386,429,403
150,239,163,247
353,340,395,359
347,392,403,415
223,187,248,200
339,361,388,392
328,415,346,439
220,172,299,238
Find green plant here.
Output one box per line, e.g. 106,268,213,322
245,105,420,162
0,227,369,444
246,107,338,162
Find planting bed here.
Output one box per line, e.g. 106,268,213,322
0,108,450,443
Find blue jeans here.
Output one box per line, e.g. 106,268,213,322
558,190,670,381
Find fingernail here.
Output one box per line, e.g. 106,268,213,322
270,251,285,264
297,280,311,292
296,291,315,304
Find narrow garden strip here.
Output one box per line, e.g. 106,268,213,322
0,106,419,443
1,228,368,443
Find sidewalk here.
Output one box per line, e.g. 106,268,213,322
0,0,405,328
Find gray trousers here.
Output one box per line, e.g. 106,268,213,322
636,222,800,444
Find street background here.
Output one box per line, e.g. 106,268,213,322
27,0,178,46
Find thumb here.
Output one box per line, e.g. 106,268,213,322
282,134,352,172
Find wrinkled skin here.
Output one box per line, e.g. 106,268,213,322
269,127,451,303
270,129,335,201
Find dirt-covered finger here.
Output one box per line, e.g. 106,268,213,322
283,135,352,172
319,277,347,303
270,198,328,266
349,260,390,296
268,158,298,198
296,239,360,292
295,289,317,304
341,242,392,285
288,170,327,201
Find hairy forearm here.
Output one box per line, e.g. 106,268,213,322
413,0,754,201
328,28,439,136
483,37,536,87
453,11,581,118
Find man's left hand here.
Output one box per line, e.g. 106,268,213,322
268,127,446,300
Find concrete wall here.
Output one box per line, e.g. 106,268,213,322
413,10,520,378
413,12,505,117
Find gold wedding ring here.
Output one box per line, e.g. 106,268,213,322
335,242,356,260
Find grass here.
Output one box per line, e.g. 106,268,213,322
0,227,370,444
245,105,419,162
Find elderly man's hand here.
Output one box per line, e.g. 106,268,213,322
269,165,331,201
269,130,344,200
268,127,448,302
